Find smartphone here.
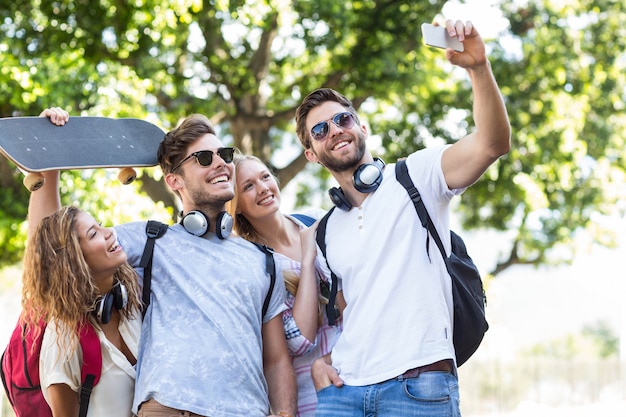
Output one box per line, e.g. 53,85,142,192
421,23,464,52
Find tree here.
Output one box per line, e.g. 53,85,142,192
0,0,451,264
0,0,624,277
470,0,626,274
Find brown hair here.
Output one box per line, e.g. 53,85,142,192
295,88,358,150
157,114,216,175
21,206,141,353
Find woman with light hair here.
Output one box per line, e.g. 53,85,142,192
228,154,344,417
19,108,142,417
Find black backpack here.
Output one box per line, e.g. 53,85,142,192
315,160,488,366
139,221,276,318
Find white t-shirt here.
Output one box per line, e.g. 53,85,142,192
40,314,141,417
317,146,464,385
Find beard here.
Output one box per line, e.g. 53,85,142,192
315,130,367,173
186,179,235,211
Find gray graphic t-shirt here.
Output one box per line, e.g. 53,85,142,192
115,222,286,417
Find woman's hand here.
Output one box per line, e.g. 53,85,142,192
39,107,69,126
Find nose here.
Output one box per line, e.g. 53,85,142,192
257,181,269,195
104,226,116,241
212,152,227,168
327,120,345,139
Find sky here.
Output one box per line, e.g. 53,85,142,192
442,0,510,38
466,221,626,362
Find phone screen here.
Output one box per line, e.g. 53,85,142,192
421,23,464,52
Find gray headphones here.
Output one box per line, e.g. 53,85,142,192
328,158,385,211
180,210,233,239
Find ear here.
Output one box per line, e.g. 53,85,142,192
165,172,183,192
304,148,319,163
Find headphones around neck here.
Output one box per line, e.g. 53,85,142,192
95,280,128,324
180,210,233,239
328,157,386,211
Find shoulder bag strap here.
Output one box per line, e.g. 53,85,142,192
395,160,447,261
290,213,316,227
140,221,168,318
251,242,276,318
315,208,339,325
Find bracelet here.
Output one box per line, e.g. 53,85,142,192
278,412,293,417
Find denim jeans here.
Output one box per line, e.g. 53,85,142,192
315,371,460,417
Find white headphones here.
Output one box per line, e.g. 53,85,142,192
328,158,386,211
180,210,233,239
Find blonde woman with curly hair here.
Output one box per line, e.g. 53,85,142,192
228,154,344,417
19,108,143,417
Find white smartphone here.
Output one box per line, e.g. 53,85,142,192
421,23,464,52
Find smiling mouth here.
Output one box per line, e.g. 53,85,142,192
258,195,274,205
108,242,120,252
332,140,350,151
210,175,229,184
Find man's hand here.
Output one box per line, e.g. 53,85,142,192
39,107,69,126
311,356,344,391
442,20,487,70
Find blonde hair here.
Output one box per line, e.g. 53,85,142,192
228,155,328,324
283,269,329,326
228,154,272,243
21,206,141,353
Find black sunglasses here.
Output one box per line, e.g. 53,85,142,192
310,112,357,142
172,147,235,172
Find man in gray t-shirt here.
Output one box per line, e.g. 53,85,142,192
29,111,297,417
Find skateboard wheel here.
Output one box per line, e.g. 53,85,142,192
118,167,137,185
23,173,45,192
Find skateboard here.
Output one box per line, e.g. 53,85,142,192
0,116,164,191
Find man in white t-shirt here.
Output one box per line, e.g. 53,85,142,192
294,20,510,417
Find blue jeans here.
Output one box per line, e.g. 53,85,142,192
315,371,460,417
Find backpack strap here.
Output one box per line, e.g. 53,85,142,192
251,242,276,318
139,221,169,318
77,323,102,417
0,350,12,408
395,159,447,261
290,213,316,227
314,208,339,325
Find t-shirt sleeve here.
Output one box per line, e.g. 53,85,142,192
114,221,148,269
406,144,465,201
39,321,82,402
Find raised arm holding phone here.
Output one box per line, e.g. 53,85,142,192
296,20,510,417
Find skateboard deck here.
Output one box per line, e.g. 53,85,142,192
0,116,165,190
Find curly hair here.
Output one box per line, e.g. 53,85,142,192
21,206,141,354
295,88,358,150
